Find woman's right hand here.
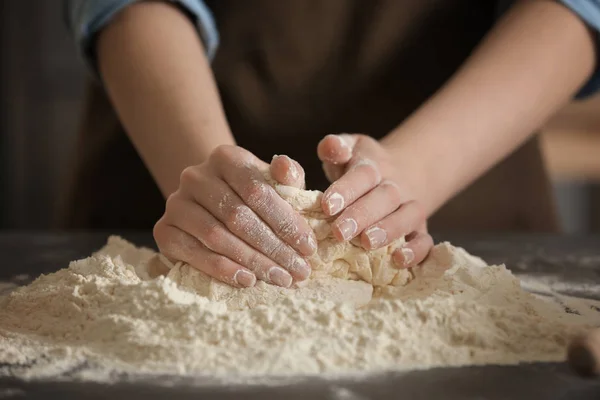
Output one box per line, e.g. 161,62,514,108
153,145,317,288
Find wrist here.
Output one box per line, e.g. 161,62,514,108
380,128,445,217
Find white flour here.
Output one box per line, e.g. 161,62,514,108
0,178,599,383
0,237,598,383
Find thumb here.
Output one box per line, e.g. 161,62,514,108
317,134,356,165
322,162,344,183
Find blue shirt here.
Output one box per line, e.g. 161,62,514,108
65,0,600,97
64,0,219,68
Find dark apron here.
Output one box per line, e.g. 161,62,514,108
59,0,560,232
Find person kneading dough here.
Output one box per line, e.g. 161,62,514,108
62,0,600,288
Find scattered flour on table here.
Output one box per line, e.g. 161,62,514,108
1,178,599,382
0,237,597,382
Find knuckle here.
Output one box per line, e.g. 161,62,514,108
179,166,200,187
276,216,299,241
226,205,254,229
211,145,253,168
164,192,179,212
381,180,402,202
210,255,231,277
202,222,225,250
210,144,234,163
362,160,382,183
244,180,270,208
265,241,288,262
349,157,379,182
245,252,263,272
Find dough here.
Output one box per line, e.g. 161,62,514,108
269,180,412,287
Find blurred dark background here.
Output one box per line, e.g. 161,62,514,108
0,0,85,229
0,0,599,232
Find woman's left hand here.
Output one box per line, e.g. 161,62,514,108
317,134,433,268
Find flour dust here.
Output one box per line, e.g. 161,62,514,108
1,236,598,383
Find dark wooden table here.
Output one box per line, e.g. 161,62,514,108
1,232,600,399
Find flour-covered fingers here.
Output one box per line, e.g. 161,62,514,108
322,157,382,217
153,219,256,288
392,230,433,268
359,200,424,250
212,147,316,259
182,148,313,281
161,195,293,287
270,155,305,188
186,173,312,281
331,181,402,242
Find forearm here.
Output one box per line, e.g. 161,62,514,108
97,1,233,197
382,0,596,215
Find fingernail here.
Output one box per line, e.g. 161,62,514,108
401,247,415,267
337,219,357,241
273,155,299,183
332,136,351,161
291,257,311,280
326,192,345,215
299,233,318,256
233,269,256,287
365,226,387,248
336,135,351,149
267,266,293,288
286,158,299,181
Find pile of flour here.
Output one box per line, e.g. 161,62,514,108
0,236,597,382
0,177,599,382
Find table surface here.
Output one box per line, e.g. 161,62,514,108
1,231,600,399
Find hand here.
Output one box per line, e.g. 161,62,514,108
153,145,317,288
317,134,433,268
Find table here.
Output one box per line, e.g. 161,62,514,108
1,232,600,399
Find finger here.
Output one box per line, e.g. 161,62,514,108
270,155,305,188
331,180,402,242
163,195,294,287
321,158,381,216
322,162,344,183
182,170,312,281
392,231,434,268
317,134,355,165
210,146,317,258
360,200,424,250
153,219,257,288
